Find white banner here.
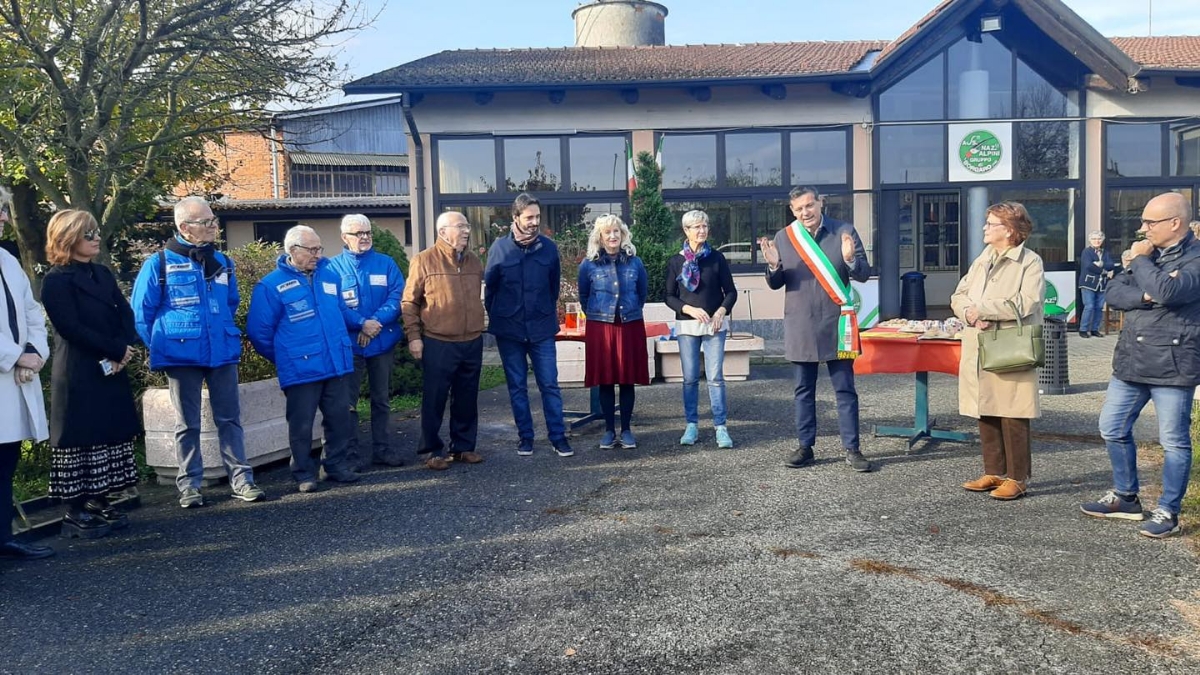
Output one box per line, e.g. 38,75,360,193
948,123,1013,182
851,278,880,328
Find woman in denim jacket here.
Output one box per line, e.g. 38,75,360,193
577,215,649,449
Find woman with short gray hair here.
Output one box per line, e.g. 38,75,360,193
1078,230,1116,338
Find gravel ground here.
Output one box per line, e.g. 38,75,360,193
2,333,1196,674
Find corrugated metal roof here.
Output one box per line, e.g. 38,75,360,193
289,152,408,167
211,196,410,212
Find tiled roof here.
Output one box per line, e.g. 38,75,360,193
211,196,410,212
347,42,889,90
1110,36,1200,71
876,0,955,64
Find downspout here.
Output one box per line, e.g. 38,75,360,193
401,92,427,250
269,121,281,199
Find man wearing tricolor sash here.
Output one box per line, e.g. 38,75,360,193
759,186,874,472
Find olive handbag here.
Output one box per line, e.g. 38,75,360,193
978,299,1044,373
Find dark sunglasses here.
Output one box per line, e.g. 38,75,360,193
82,229,101,242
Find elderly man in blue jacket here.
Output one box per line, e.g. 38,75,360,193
484,193,572,458
247,225,360,493
133,196,265,509
328,214,406,469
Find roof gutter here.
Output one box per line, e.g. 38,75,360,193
344,72,872,96
401,93,427,250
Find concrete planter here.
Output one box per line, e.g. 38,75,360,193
557,338,657,388
655,333,765,383
142,377,321,486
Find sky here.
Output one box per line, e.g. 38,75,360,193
335,0,1200,89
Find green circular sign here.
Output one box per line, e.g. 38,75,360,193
1044,280,1066,315
958,130,1003,175
851,287,862,313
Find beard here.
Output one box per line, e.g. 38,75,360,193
512,223,539,245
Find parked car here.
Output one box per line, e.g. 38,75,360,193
717,241,753,262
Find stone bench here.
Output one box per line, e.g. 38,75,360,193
654,333,765,383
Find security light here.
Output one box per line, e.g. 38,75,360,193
980,15,1003,33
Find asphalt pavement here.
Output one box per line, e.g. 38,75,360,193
1,331,1197,674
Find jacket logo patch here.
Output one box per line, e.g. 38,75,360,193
215,273,229,285
166,263,192,272
276,279,301,292
369,274,387,286
322,282,338,295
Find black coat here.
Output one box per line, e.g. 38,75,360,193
41,262,142,448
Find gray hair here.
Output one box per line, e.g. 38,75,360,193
284,225,318,251
341,214,371,233
586,214,637,260
681,210,708,231
173,196,210,226
1088,230,1105,242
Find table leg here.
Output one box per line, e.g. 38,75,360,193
564,386,617,429
873,371,972,452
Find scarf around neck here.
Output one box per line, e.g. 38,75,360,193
678,242,710,293
167,235,223,280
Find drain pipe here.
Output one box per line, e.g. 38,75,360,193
268,121,281,199
401,93,427,250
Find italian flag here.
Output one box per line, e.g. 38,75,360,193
626,139,636,193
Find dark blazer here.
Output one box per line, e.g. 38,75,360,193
483,234,561,343
41,261,142,448
1078,246,1116,292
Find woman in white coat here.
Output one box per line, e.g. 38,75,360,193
0,220,55,561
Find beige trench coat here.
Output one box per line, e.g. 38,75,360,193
950,244,1045,419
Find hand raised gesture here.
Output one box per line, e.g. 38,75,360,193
758,237,780,268
841,233,856,263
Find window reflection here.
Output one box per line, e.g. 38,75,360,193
1170,121,1200,177
1105,188,1194,258
879,54,944,122
1106,124,1163,177
880,125,945,184
569,137,627,191
990,187,1077,264
661,134,717,189
1017,121,1079,180
725,132,782,187
948,35,1012,119
790,130,848,185
1015,58,1077,117
438,139,496,193
504,138,561,192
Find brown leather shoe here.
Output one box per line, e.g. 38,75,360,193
962,474,1006,492
424,456,450,471
451,451,484,464
989,479,1027,500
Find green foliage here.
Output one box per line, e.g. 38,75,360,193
630,151,681,302
227,241,284,383
355,365,507,419
371,225,410,276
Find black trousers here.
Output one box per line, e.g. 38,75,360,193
419,336,482,457
1,441,21,543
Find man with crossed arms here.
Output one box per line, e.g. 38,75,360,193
759,186,874,473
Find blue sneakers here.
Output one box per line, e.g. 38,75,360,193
714,425,734,449
599,430,617,449
679,423,699,446
619,430,637,448
517,438,534,457
1139,508,1181,539
1080,490,1145,520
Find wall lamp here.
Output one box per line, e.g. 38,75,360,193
980,15,1003,33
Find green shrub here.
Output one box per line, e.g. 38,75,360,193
630,151,680,302
371,225,410,276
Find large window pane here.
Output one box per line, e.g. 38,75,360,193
1105,187,1194,258
504,138,561,192
441,205,508,255
988,188,1077,264
1015,58,1077,118
662,134,717,189
1169,120,1200,177
542,202,626,237
948,35,1012,119
790,130,848,185
880,125,945,184
725,132,782,187
1106,124,1163,177
879,53,945,122
1017,121,1079,180
438,139,496,193
665,201,754,262
569,136,627,191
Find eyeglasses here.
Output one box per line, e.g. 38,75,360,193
291,244,324,255
344,231,373,239
1140,216,1176,228
685,224,710,231
183,218,220,229
82,229,101,242
983,221,1005,229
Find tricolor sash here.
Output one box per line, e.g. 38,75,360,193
784,220,860,359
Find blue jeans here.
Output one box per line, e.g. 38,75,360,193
793,359,859,451
166,364,253,491
1099,376,1195,514
496,337,566,443
677,331,728,426
1080,288,1105,333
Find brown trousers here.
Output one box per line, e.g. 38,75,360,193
978,416,1031,482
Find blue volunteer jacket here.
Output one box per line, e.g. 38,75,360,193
132,243,241,370
484,234,561,342
327,247,406,357
246,255,356,389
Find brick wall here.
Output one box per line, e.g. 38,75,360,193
174,130,287,199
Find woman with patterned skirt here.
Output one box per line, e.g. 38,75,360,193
41,210,141,538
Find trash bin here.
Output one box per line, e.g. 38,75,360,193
900,271,927,320
1038,316,1069,395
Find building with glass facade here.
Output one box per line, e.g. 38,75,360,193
345,0,1200,320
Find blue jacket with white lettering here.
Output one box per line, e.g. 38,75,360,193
132,244,241,370
247,255,356,389
326,248,406,357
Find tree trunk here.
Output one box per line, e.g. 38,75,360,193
9,183,49,299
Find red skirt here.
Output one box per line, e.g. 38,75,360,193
584,319,650,386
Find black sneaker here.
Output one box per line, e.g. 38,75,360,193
785,447,814,468
552,439,574,457
846,449,873,472
1090,331,1104,338
1080,490,1144,520
517,439,534,457
1078,332,1090,338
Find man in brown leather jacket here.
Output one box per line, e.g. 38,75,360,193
402,211,487,470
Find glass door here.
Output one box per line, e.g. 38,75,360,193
917,192,960,272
